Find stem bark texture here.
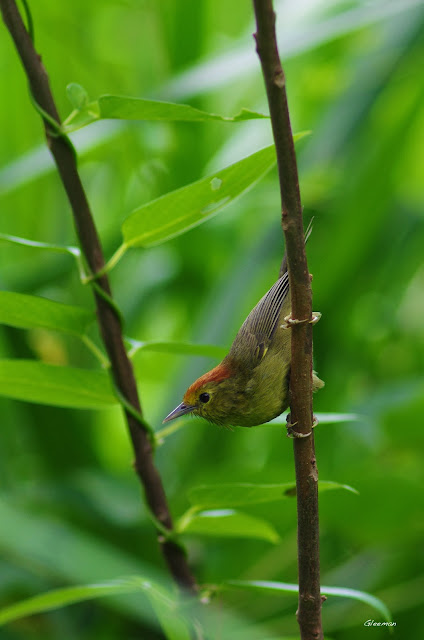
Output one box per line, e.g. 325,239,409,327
0,0,197,594
252,1,323,638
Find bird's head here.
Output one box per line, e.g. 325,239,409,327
163,362,236,426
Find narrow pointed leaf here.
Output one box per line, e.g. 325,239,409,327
226,580,392,623
188,481,358,508
62,95,268,132
0,578,147,625
0,233,80,257
122,145,276,247
267,412,362,426
0,291,93,336
99,96,268,123
313,412,362,424
0,576,191,639
128,339,226,359
177,509,280,544
0,360,117,409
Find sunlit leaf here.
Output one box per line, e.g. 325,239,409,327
122,145,277,248
0,360,117,409
188,481,358,508
313,413,362,424
177,508,280,543
267,412,362,426
226,580,392,623
66,83,90,110
62,94,268,132
0,291,93,336
0,233,80,257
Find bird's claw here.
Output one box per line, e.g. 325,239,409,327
281,312,322,329
286,414,319,438
310,312,322,325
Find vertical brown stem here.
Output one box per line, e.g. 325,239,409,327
0,0,197,594
252,1,323,638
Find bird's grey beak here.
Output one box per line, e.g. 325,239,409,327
162,402,196,424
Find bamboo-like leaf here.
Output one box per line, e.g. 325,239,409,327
313,412,362,424
267,412,362,426
177,508,280,544
62,94,268,132
127,339,226,360
226,580,392,623
0,576,191,639
0,291,93,336
0,233,80,257
0,234,86,280
188,481,358,508
122,145,277,248
0,360,117,409
0,578,145,625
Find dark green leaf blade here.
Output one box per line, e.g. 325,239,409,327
0,291,93,336
0,360,117,409
177,509,280,543
0,578,141,626
226,580,392,623
188,481,358,508
0,576,192,639
128,339,227,359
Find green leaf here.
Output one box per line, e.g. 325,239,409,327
0,291,93,336
267,412,362,426
66,83,90,110
318,481,359,495
177,508,280,544
0,577,145,625
127,339,227,360
62,94,268,132
0,234,86,280
0,576,192,639
313,412,362,424
122,145,276,248
0,232,80,257
0,500,193,638
0,360,117,409
148,590,192,640
99,96,268,123
188,481,358,508
225,580,392,623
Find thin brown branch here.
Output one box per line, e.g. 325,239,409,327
0,0,197,594
252,1,323,638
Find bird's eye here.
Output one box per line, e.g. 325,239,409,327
199,392,210,404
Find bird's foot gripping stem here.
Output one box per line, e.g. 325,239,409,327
286,414,319,439
281,312,321,329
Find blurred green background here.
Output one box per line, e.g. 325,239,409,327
1,0,423,638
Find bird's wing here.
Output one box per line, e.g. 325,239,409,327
227,273,290,368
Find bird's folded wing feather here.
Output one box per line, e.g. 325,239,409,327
227,273,290,368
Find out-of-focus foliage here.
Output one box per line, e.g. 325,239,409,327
1,0,423,638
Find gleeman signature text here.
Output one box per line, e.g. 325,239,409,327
364,619,396,627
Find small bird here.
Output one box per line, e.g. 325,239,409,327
163,269,324,428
